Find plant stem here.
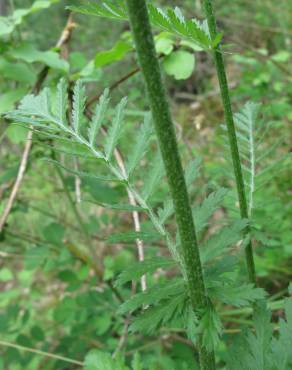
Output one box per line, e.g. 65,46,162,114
125,1,215,368
202,0,256,285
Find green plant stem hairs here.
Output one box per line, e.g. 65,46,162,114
125,0,215,369
202,0,256,285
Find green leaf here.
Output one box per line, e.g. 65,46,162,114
44,159,121,183
163,51,195,80
0,57,36,84
69,2,219,50
193,188,228,233
201,219,248,264
155,32,174,55
55,78,68,124
84,350,129,370
88,89,110,146
129,294,185,334
104,96,127,161
142,151,164,200
42,222,64,246
108,231,161,243
119,278,185,314
185,157,201,188
209,283,266,307
0,88,27,115
72,80,86,134
199,305,222,351
126,113,153,176
6,125,29,144
116,257,175,286
95,40,132,68
8,43,69,72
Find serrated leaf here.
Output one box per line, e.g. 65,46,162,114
209,283,266,307
129,294,185,334
119,278,185,314
142,151,164,200
193,188,228,233
104,97,127,160
69,2,219,50
126,113,153,176
108,231,161,243
72,80,86,133
115,257,175,286
84,350,129,370
199,305,222,352
201,219,248,264
88,88,110,146
44,159,122,183
56,78,68,124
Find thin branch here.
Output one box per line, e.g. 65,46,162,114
0,340,84,366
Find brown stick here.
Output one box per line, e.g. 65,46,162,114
0,14,76,233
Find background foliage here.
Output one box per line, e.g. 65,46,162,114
0,0,291,369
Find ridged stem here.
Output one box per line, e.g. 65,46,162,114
202,0,256,285
125,1,215,369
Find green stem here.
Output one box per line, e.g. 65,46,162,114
202,0,256,285
125,1,215,369
0,340,83,366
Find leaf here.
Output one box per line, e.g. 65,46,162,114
56,78,68,124
68,1,127,20
193,188,228,233
126,113,153,176
199,305,222,352
44,159,122,183
104,97,127,161
108,231,161,244
95,40,132,68
142,151,164,200
163,50,195,80
69,2,219,50
0,57,36,84
119,278,185,314
72,80,86,133
129,294,185,334
88,89,110,146
209,283,266,307
185,157,202,188
226,302,273,370
201,219,248,264
84,350,129,370
84,200,146,212
115,257,175,286
8,42,69,72
0,88,27,115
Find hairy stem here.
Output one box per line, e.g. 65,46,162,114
202,0,256,285
125,0,215,368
